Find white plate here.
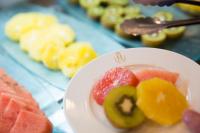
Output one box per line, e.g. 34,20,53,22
64,48,200,133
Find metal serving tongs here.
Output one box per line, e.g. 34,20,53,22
133,0,200,7
121,17,200,36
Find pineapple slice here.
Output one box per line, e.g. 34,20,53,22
20,23,76,62
5,12,57,41
58,42,97,77
42,43,64,70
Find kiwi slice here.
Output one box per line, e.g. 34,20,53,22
107,0,129,6
103,86,145,129
141,31,166,47
80,0,101,9
153,11,174,21
163,26,186,39
87,6,105,20
104,5,124,16
124,6,141,16
101,14,121,29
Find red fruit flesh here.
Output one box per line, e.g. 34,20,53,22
92,67,138,105
10,110,52,133
135,69,179,84
0,71,37,106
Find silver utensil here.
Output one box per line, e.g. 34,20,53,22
121,17,200,36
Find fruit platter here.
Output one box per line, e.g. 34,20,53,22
0,4,124,133
0,5,124,90
64,48,200,133
58,0,200,61
0,1,200,133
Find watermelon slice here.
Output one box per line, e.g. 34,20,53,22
0,99,43,133
0,94,10,114
10,110,52,133
0,93,39,108
0,71,36,103
0,80,16,94
135,69,179,84
0,69,52,133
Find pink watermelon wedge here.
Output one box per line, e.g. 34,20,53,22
0,93,39,108
1,99,43,133
10,110,52,133
0,72,36,103
135,69,179,84
0,80,16,94
0,69,52,133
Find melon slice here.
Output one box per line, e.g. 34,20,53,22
0,72,37,104
0,94,10,114
0,80,39,108
0,93,39,108
10,110,52,133
0,80,16,94
0,99,43,133
135,69,179,84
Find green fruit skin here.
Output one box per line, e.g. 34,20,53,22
80,0,100,9
103,86,145,129
101,14,121,29
124,6,141,16
104,5,124,16
163,26,186,39
107,0,129,6
100,6,124,29
141,31,167,47
87,6,105,20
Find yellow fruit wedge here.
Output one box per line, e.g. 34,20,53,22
176,4,200,15
42,43,63,70
46,24,76,46
20,30,42,52
5,12,57,41
137,78,188,126
58,42,97,77
20,23,75,62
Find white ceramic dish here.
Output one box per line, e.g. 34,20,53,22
64,48,200,133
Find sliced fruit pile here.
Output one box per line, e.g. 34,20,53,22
0,69,52,133
92,67,188,129
5,12,97,78
68,0,186,47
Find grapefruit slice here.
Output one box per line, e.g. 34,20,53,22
92,67,138,105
